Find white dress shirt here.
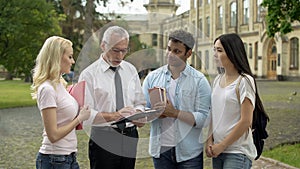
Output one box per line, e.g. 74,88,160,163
79,54,146,127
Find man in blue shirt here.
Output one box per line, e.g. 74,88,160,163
142,29,211,169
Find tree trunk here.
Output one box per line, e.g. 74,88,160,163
24,75,32,83
83,0,94,43
4,72,13,80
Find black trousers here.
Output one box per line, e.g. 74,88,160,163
89,126,139,169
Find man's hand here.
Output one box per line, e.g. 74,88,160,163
115,106,136,120
161,100,179,118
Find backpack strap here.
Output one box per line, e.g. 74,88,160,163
235,75,243,105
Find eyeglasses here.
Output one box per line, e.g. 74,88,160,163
110,47,130,55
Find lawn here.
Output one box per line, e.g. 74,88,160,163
0,80,299,168
0,80,36,108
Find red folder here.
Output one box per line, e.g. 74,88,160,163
67,81,86,130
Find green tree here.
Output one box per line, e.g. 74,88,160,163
47,0,110,60
0,0,62,81
262,0,300,37
47,0,139,66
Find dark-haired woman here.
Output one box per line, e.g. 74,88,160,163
205,33,261,169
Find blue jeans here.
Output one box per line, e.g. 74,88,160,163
36,152,79,169
153,146,203,169
212,153,252,169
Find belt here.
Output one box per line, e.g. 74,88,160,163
40,152,76,157
92,125,136,135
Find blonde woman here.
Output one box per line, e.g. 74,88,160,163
31,36,90,169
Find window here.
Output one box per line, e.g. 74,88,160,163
199,0,202,6
218,6,223,29
290,38,299,69
249,43,252,59
206,16,210,36
230,2,237,27
199,18,203,37
244,43,248,57
194,0,197,8
205,50,209,69
198,51,202,69
243,0,249,24
255,42,258,70
257,0,264,22
152,34,157,46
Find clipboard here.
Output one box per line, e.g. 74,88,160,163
111,109,160,125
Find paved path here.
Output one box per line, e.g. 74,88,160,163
0,106,299,169
253,156,299,169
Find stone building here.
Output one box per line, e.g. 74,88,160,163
124,0,300,80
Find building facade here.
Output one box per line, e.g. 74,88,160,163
125,0,300,80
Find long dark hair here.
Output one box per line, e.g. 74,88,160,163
214,33,269,122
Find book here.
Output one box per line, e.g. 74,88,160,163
148,87,166,108
67,81,86,130
111,109,160,125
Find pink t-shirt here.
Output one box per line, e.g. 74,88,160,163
37,81,78,155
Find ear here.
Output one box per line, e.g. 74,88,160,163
100,42,106,51
186,49,192,58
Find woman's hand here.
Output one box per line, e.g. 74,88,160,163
77,105,91,123
210,143,226,157
205,136,214,157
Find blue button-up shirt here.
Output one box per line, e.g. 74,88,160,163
142,64,211,162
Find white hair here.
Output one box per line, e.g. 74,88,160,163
102,26,129,47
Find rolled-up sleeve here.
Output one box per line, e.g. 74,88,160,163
192,77,211,129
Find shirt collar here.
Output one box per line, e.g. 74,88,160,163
99,54,123,72
164,63,190,76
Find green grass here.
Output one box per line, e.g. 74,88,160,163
263,143,300,168
0,80,36,108
0,80,299,168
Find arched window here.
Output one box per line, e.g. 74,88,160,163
257,0,263,22
230,2,237,27
218,5,223,29
243,0,249,24
290,38,299,70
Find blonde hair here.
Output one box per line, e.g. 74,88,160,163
31,36,72,99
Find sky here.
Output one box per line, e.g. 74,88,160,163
96,0,190,15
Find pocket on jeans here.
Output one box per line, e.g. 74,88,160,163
49,155,67,165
